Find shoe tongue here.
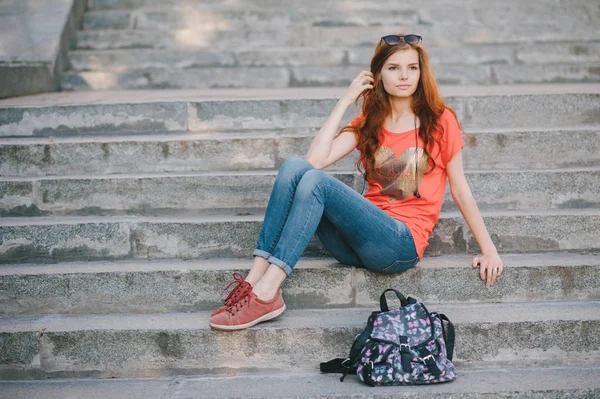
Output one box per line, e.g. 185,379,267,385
237,283,253,300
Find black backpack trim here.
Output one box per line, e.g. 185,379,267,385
320,289,456,382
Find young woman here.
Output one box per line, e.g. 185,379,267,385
210,33,504,331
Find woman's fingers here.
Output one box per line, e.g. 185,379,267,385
473,256,503,288
487,265,495,288
486,262,503,288
344,72,375,103
354,71,373,82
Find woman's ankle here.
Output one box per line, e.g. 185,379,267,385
252,264,287,301
245,255,270,285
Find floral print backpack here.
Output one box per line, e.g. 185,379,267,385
320,288,457,386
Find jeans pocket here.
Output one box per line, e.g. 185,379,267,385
381,256,419,274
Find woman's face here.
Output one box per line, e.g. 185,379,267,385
380,48,420,98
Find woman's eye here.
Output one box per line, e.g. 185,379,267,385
389,67,397,70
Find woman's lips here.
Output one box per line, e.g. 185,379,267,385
396,85,411,89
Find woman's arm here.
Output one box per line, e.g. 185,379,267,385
305,97,356,169
446,151,504,288
305,71,374,169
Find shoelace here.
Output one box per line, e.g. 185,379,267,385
222,272,252,307
226,292,251,315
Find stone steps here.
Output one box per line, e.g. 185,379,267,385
78,4,595,34
2,0,599,392
1,254,598,316
68,44,600,68
65,2,600,89
2,89,599,138
74,26,600,51
4,366,599,398
61,62,600,90
2,168,600,217
84,0,595,11
1,209,599,264
1,127,599,176
0,300,598,378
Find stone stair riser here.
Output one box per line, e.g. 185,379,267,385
61,63,600,91
75,26,600,51
79,6,594,35
84,0,595,12
1,318,598,379
1,264,598,316
1,170,599,217
0,213,598,264
67,43,600,71
2,94,598,138
1,130,598,177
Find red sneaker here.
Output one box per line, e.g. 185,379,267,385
209,288,286,331
211,272,253,317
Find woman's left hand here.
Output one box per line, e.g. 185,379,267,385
472,252,503,288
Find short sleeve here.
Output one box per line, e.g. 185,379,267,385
440,108,465,166
350,113,364,128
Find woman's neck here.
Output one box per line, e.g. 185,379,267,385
388,96,413,121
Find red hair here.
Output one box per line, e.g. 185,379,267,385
339,33,473,181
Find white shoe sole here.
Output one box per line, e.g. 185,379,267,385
209,304,286,331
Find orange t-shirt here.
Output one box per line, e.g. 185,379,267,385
350,108,465,259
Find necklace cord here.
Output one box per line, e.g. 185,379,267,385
359,115,421,197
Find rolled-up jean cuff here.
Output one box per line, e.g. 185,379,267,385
252,250,293,276
253,249,272,260
266,255,293,277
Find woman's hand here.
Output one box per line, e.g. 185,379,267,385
341,70,375,105
472,252,503,288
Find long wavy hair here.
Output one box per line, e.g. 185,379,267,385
339,33,473,182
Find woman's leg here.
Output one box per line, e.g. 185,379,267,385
314,215,363,267
210,157,313,318
252,168,418,300
245,157,314,284
249,215,365,301
210,166,417,330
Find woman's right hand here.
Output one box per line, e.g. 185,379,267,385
341,70,375,105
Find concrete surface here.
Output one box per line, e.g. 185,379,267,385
1,209,599,263
0,366,599,398
1,128,599,177
0,301,599,378
0,0,84,98
0,254,598,315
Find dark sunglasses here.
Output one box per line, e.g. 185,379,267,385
381,34,422,46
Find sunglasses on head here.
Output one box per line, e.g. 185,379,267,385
381,34,422,46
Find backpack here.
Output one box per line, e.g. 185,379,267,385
320,288,457,386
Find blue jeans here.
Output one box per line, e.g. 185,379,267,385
253,157,419,276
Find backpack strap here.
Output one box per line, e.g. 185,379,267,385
437,313,455,361
379,288,417,311
319,311,379,381
320,358,354,374
399,336,412,373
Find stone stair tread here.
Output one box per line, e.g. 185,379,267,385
1,300,599,333
1,169,354,180
1,253,597,275
3,166,600,181
59,67,600,90
1,366,599,398
2,208,600,226
1,84,599,107
0,125,598,145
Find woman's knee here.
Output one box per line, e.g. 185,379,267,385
296,169,328,196
277,157,314,182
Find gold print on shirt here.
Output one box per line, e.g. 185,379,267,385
373,145,429,201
